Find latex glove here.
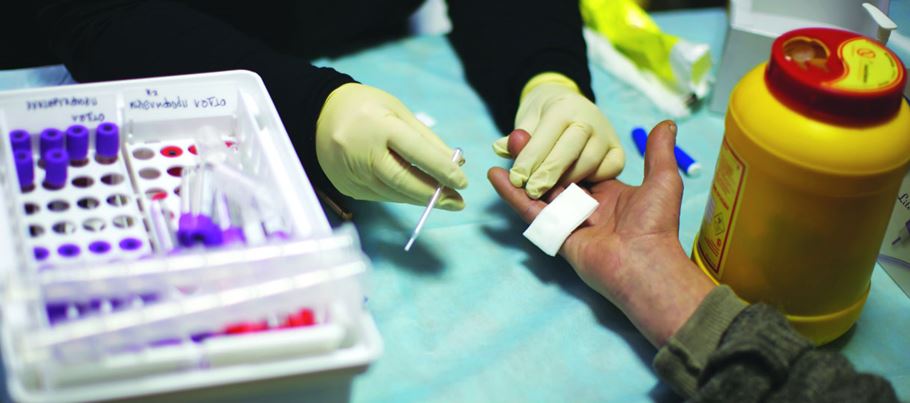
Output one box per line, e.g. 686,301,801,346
493,73,624,199
316,83,468,210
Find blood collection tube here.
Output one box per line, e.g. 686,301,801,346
45,302,68,325
9,130,31,152
95,122,120,164
180,167,223,247
39,128,64,159
43,149,69,190
14,150,35,192
214,191,245,245
66,124,90,166
149,198,176,253
196,169,222,246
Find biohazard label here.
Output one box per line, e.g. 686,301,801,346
697,140,746,276
828,38,903,92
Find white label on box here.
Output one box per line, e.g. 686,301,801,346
122,84,237,121
1,92,117,131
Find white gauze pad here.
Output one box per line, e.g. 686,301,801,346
522,183,599,256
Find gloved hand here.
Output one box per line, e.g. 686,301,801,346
316,83,468,210
493,73,625,199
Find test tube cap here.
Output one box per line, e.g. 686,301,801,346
199,217,224,247
222,227,246,245
45,303,69,324
14,150,34,189
39,128,64,157
65,124,90,160
95,122,120,157
177,214,223,247
9,130,31,152
191,331,217,342
43,149,69,188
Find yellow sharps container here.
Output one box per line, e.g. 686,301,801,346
693,28,910,344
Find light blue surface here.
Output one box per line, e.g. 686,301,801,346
318,8,910,403
1,5,909,402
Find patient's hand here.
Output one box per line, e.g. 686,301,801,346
488,121,714,347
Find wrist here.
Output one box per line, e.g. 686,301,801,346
320,83,361,111
520,72,581,101
617,238,715,347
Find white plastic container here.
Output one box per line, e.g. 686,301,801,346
710,0,895,113
0,71,382,402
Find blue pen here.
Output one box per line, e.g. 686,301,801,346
631,127,701,177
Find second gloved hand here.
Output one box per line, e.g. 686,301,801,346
493,73,625,199
316,83,468,210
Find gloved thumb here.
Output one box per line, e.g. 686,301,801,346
493,136,511,158
493,129,533,159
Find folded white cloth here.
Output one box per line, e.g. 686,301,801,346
523,183,599,256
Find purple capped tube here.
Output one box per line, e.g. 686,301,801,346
45,303,68,325
14,150,35,192
9,130,31,152
43,149,69,190
222,227,245,245
95,122,119,164
66,124,90,166
177,214,223,247
39,128,64,158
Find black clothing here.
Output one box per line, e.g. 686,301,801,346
15,0,595,193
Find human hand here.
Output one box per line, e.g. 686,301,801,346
493,74,624,200
488,121,713,346
316,83,468,210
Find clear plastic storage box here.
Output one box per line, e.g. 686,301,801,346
0,71,382,402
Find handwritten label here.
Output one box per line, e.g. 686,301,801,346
193,96,227,108
3,93,114,130
124,86,234,120
23,96,107,123
25,96,98,110
129,96,188,111
71,111,106,123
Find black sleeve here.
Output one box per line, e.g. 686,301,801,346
29,0,355,192
693,304,898,403
446,0,595,134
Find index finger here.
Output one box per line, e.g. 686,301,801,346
386,118,468,189
488,167,547,223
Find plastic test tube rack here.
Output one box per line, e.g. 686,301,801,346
14,122,153,266
0,71,381,402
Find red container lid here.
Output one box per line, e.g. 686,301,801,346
765,28,906,125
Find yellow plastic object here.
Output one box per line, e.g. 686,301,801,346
580,0,711,96
693,28,910,345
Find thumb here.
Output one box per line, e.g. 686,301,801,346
493,136,511,158
643,121,679,180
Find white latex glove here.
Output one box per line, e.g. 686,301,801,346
316,83,468,210
493,73,625,199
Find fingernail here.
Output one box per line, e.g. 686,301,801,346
509,170,526,188
668,121,677,134
440,198,464,211
447,164,468,188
